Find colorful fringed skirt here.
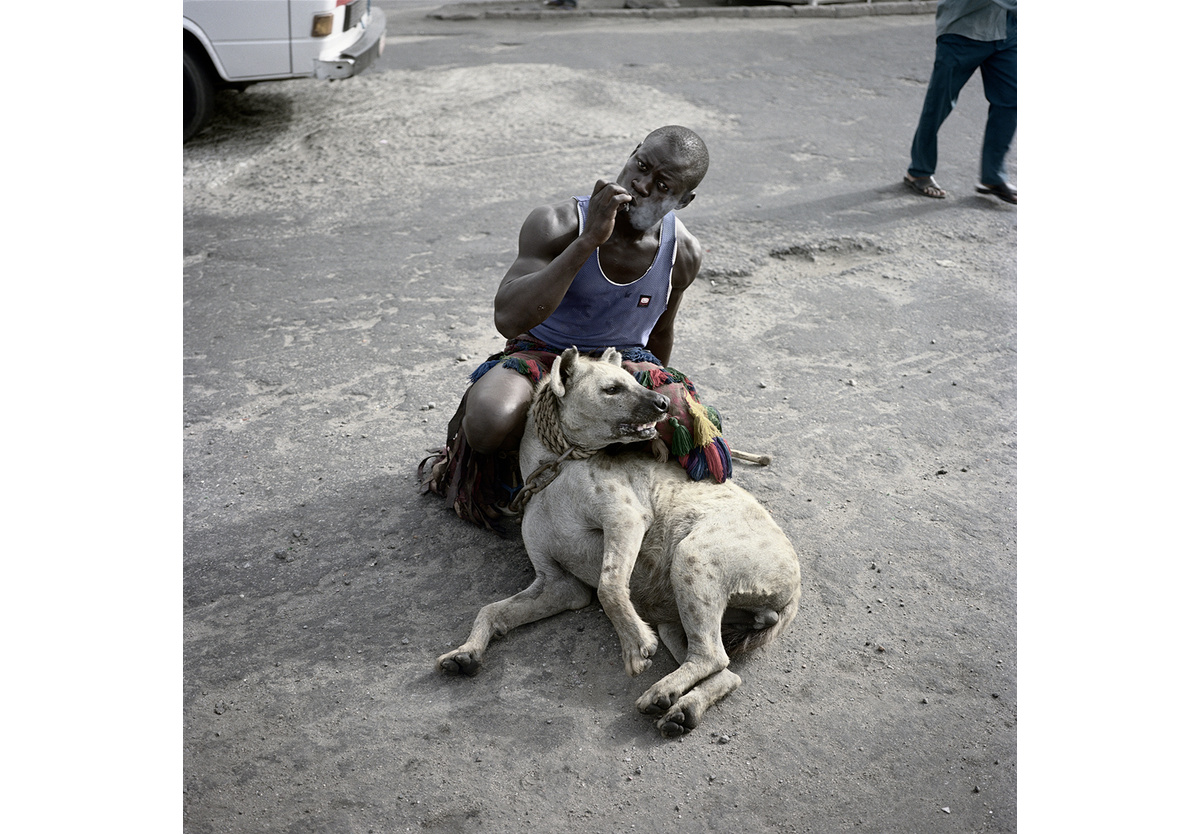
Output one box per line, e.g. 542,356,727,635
418,336,731,531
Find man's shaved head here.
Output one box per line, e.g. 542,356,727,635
643,126,709,193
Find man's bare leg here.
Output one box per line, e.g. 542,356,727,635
460,365,533,454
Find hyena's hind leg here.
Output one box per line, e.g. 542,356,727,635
640,622,742,738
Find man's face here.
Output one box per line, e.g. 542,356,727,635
615,137,695,232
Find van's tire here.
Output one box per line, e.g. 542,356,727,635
184,50,214,142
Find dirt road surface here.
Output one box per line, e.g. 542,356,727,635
183,5,1016,832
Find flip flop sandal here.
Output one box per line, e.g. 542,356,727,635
905,175,946,199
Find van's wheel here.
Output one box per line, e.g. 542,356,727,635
184,50,214,142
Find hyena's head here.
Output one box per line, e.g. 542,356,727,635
547,347,669,450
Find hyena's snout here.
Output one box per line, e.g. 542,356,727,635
616,388,670,441
633,389,669,423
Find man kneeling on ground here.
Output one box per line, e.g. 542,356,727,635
421,125,732,529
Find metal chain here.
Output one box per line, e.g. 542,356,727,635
508,386,598,513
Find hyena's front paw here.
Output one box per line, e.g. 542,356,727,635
622,631,659,677
635,685,676,716
637,686,701,737
436,647,483,677
655,702,701,738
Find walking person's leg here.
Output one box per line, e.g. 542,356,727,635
907,35,990,198
976,11,1018,202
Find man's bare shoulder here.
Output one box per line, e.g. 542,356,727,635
672,217,704,288
520,198,581,239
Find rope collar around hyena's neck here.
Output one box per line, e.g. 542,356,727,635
508,384,599,513
530,383,599,461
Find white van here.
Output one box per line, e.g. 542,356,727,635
184,0,387,141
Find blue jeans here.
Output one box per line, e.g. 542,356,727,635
908,11,1017,186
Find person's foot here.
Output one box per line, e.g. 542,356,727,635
904,174,946,199
975,182,1017,204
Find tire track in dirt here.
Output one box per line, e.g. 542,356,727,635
184,64,736,223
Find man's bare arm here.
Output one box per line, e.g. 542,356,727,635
494,181,633,339
645,221,703,367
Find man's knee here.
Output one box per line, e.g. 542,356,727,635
461,368,532,453
462,405,523,453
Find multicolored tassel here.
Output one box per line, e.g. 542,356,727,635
704,437,731,483
646,367,672,389
668,417,693,457
469,359,501,384
706,405,723,433
687,394,720,450
682,448,708,480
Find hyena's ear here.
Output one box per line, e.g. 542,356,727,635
549,347,579,398
599,347,622,367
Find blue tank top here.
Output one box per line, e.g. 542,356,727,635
528,196,677,353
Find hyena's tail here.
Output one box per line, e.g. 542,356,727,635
721,589,801,659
